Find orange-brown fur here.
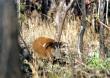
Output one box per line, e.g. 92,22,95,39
32,37,56,59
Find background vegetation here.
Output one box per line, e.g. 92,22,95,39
18,0,110,78
0,0,110,78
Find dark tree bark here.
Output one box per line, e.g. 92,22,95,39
105,0,109,25
77,0,87,60
0,0,23,78
99,0,106,58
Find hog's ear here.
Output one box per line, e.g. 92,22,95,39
43,42,54,49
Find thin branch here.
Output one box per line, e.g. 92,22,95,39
98,20,110,30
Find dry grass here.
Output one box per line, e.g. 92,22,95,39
20,15,102,53
20,14,110,78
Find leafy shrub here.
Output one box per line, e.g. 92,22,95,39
87,49,110,69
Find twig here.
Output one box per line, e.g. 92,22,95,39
98,20,110,31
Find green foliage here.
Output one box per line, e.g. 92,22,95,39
87,50,110,70
17,3,26,22
35,3,42,11
19,14,26,22
48,72,59,78
20,3,25,12
103,58,110,69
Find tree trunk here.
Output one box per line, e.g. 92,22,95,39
0,0,23,78
99,0,106,58
77,0,87,61
55,0,74,42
